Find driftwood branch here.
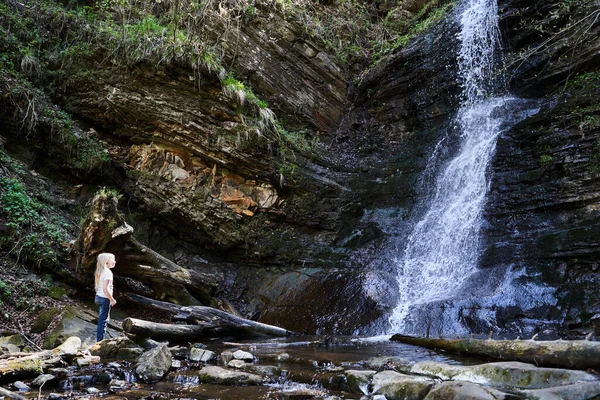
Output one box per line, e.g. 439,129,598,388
125,293,296,338
391,334,600,370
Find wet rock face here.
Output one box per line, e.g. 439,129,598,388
499,0,600,97
478,0,600,333
208,7,349,132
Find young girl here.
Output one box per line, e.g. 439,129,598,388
94,253,117,342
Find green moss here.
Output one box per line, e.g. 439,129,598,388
30,308,62,334
539,154,553,165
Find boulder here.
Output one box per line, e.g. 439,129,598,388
411,361,598,390
134,343,172,383
30,308,62,334
345,369,376,394
89,337,144,361
54,336,81,359
197,366,263,385
43,307,117,349
424,381,510,400
0,334,25,353
372,370,434,400
522,382,600,400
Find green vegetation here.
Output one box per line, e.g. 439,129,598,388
539,154,554,165
0,274,61,310
371,3,455,66
0,173,69,268
0,0,455,188
569,71,600,89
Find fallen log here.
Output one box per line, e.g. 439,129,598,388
0,387,26,400
123,317,219,341
391,334,600,370
125,293,296,338
0,337,81,382
0,351,64,382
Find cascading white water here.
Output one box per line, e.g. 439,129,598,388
389,0,507,333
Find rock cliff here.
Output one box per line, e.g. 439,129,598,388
0,0,599,336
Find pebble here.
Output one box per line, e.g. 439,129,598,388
13,381,30,392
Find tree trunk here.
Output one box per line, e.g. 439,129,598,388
391,334,600,370
125,293,296,337
123,317,219,341
73,190,217,305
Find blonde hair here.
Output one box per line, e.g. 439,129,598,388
94,253,115,290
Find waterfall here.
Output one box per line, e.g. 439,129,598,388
389,0,507,333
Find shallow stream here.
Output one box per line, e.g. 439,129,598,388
25,336,483,400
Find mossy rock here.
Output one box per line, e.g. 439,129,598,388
47,285,69,300
0,334,26,347
30,307,62,334
43,306,111,349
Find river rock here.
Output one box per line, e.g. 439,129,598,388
197,366,263,385
364,356,413,372
227,359,246,369
0,334,25,353
0,343,20,354
12,382,30,392
189,348,215,362
109,379,127,390
134,343,172,383
411,361,598,390
522,381,600,400
424,381,510,400
54,336,81,359
247,365,281,376
76,355,101,367
220,349,235,364
89,337,144,361
372,370,434,400
345,370,376,394
232,349,255,361
169,345,189,359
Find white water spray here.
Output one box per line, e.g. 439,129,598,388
389,0,506,333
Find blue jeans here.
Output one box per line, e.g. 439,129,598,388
95,295,111,342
